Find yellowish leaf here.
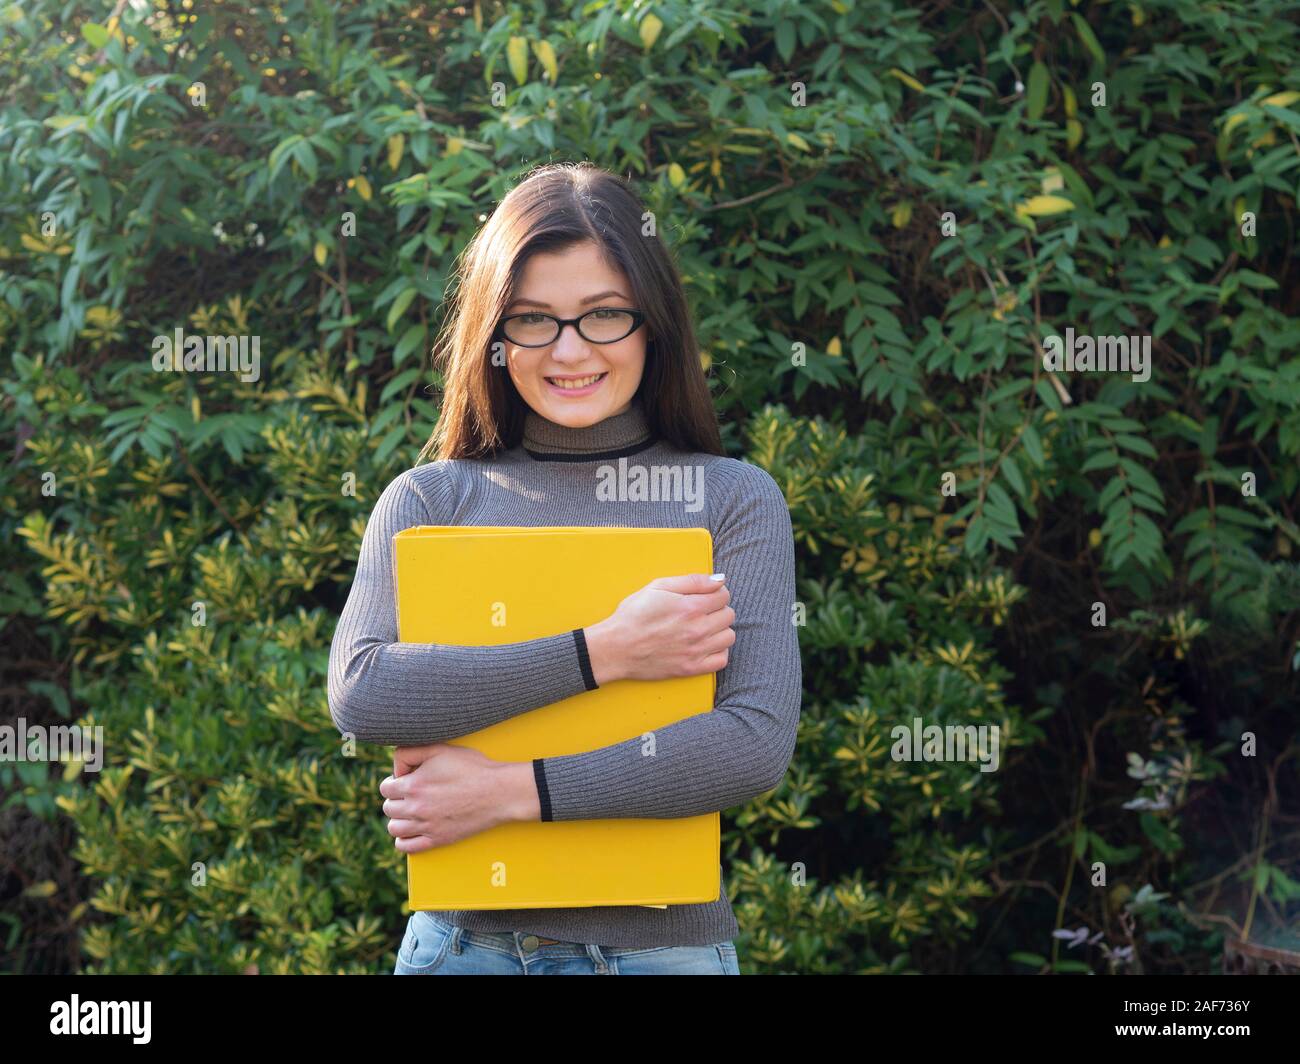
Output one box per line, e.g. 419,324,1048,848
1063,84,1077,118
1066,118,1083,150
639,13,663,49
387,133,404,171
532,39,558,83
827,336,842,356
887,67,925,92
786,132,810,152
1019,195,1074,216
24,880,57,899
445,136,463,156
891,201,912,228
1261,90,1300,108
507,36,528,85
667,162,686,188
354,174,372,201
313,241,328,267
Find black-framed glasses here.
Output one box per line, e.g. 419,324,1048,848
496,307,645,348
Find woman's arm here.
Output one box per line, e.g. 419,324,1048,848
529,460,802,820
327,466,595,746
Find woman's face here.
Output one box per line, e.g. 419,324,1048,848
501,240,646,428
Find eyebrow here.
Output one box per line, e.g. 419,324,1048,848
506,290,630,309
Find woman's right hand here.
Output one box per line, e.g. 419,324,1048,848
583,574,735,684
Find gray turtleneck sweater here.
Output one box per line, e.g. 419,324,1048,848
327,397,801,947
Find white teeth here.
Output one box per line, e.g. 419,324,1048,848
548,373,605,390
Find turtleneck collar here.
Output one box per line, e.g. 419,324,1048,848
521,396,658,462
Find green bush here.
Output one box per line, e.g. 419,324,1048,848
2,0,1298,973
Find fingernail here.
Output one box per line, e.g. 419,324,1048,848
710,573,726,581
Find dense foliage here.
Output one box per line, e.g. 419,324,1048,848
2,0,1298,974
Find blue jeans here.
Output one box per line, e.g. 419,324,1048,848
393,910,740,975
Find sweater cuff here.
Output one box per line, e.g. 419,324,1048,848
571,627,598,691
532,758,553,822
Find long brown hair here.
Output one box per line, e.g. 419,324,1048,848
417,161,723,462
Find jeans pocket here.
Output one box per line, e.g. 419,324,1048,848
395,912,454,974
605,942,737,975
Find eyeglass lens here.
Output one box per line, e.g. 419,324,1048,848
503,309,636,345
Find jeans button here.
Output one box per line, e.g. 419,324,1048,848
521,934,540,953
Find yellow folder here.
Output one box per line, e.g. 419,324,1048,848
393,525,720,910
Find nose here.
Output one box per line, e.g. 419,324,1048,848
549,321,591,363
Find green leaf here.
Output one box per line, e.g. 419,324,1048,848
375,423,407,463
775,22,796,63
1034,378,1063,414
1001,454,1027,499
380,367,421,405
1071,14,1105,66
81,23,109,48
291,140,318,182
1021,424,1045,467
1114,434,1157,458
26,680,71,719
1089,830,1142,865
1026,61,1049,121
989,378,1031,403
1235,269,1278,290
369,402,404,434
986,481,1021,532
393,324,427,367
1010,952,1046,967
1097,476,1127,511
1080,449,1118,473
1139,812,1182,856
1118,458,1163,501
386,288,417,333
268,135,304,183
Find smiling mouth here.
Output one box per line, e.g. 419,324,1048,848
545,372,607,390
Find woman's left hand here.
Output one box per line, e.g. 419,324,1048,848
380,744,536,853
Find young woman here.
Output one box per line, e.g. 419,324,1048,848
328,161,802,975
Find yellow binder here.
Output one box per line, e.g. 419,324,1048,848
393,525,720,910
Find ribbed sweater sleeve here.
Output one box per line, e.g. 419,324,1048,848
534,460,802,820
326,466,594,745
